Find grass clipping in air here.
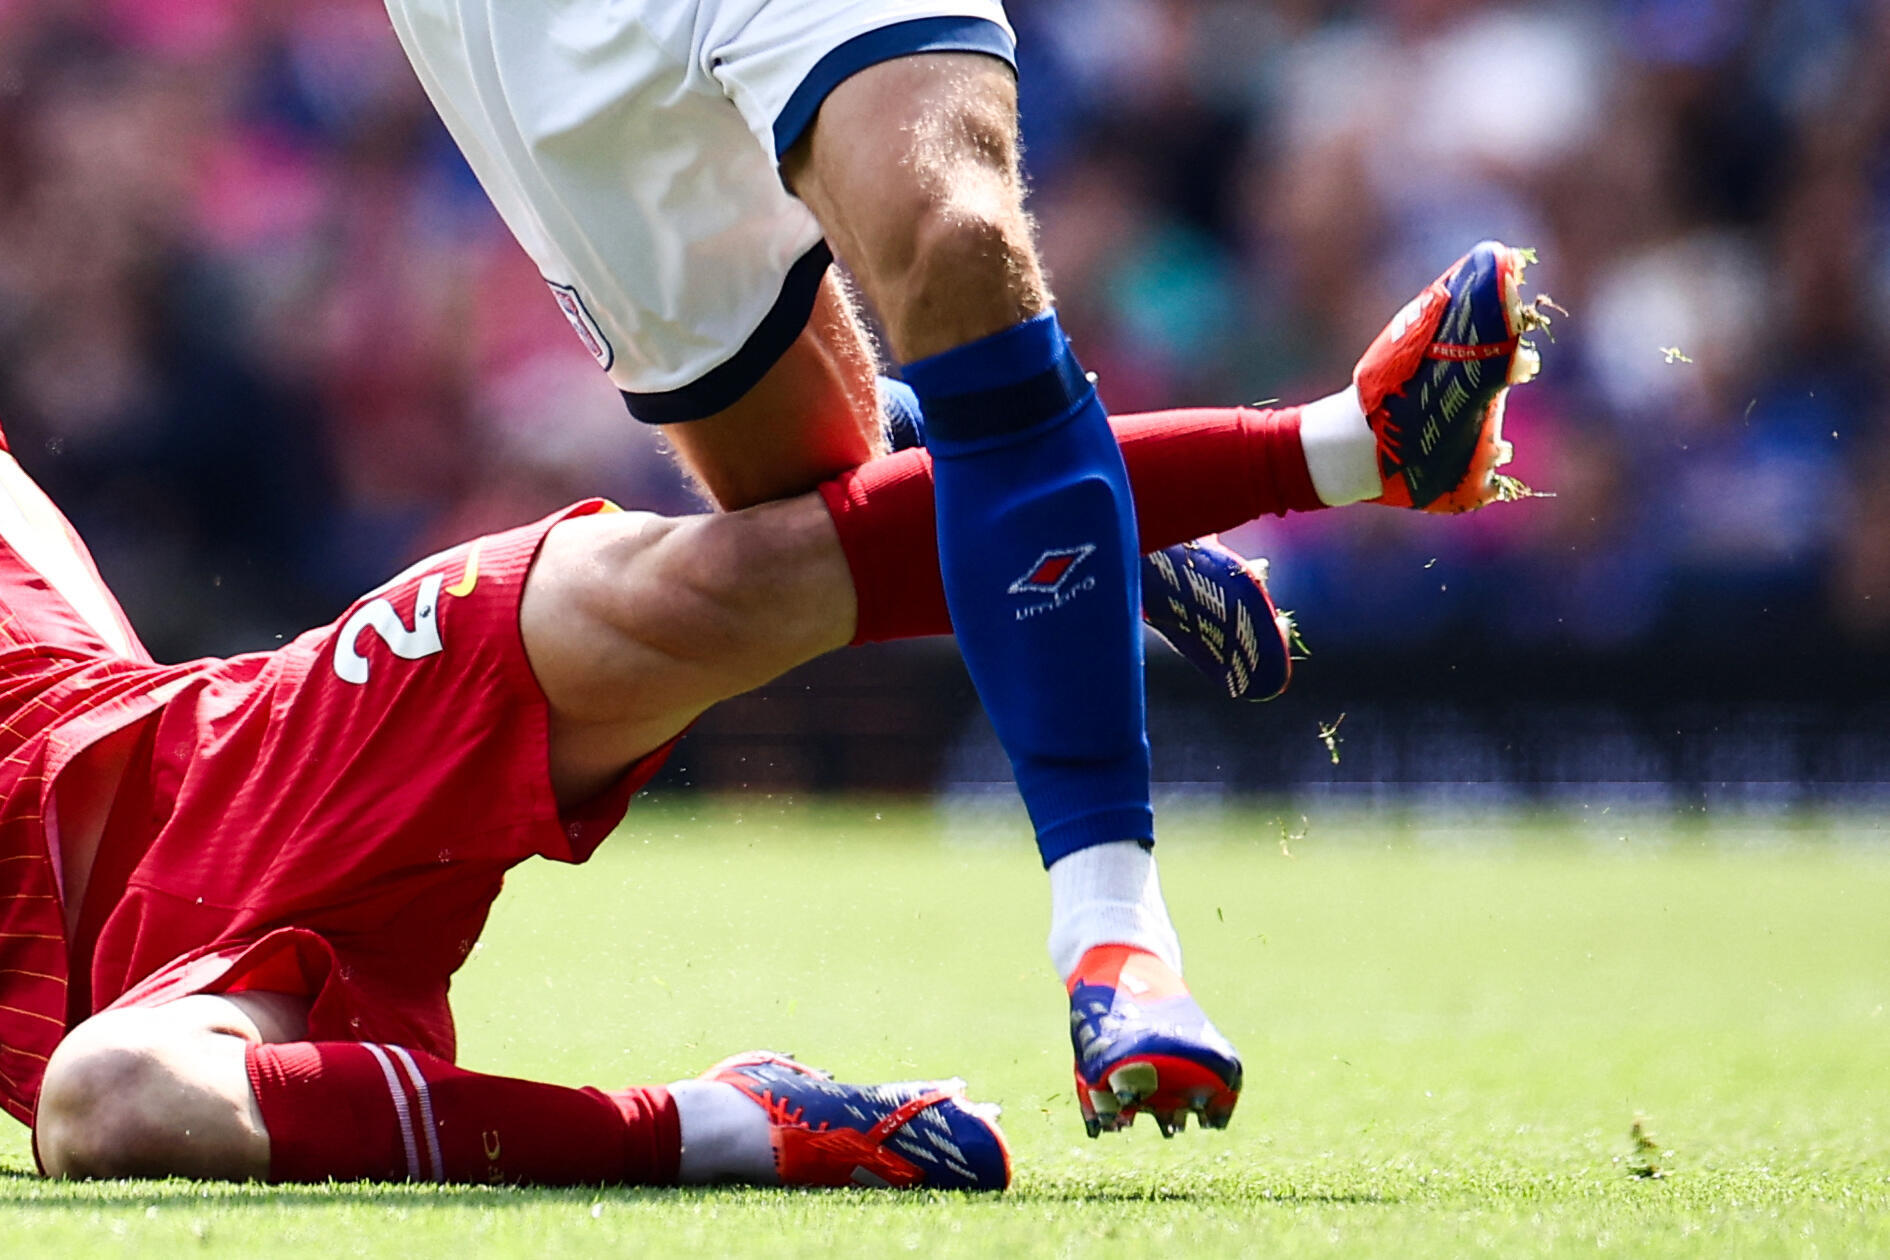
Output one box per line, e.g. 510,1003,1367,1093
1481,250,1565,509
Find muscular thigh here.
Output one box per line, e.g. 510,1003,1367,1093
662,274,883,509
100,991,312,1048
783,50,1043,359
521,496,855,804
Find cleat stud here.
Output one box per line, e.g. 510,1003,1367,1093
1155,1114,1175,1140
1084,1117,1101,1140
1107,1063,1159,1107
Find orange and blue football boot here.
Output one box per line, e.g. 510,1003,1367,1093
1358,240,1556,513
1142,537,1295,702
701,1051,1012,1190
1068,945,1242,1138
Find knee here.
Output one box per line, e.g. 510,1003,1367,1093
905,196,1029,293
872,181,1044,354
871,109,1037,306
786,56,1045,349
37,1022,200,1179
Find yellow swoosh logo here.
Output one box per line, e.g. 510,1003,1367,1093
445,502,619,599
445,539,482,598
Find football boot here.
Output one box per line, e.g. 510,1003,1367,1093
1067,945,1242,1138
700,1051,1011,1190
1357,241,1557,513
1142,536,1296,701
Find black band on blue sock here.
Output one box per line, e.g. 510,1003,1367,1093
920,353,1093,448
904,312,1094,451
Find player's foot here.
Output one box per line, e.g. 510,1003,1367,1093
1067,945,1242,1138
1142,537,1295,702
1357,241,1558,513
700,1051,1011,1190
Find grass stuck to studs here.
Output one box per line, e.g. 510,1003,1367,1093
4,801,1890,1257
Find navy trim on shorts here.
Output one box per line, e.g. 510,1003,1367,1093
620,240,834,424
771,15,1018,159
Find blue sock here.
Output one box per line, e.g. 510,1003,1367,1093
902,312,1152,867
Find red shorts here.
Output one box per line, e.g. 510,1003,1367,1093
84,501,671,1063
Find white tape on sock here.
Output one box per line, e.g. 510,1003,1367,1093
669,1079,778,1185
1298,383,1380,506
1047,840,1184,982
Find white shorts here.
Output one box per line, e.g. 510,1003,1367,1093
384,0,1015,422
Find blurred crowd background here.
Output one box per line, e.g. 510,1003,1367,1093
1,0,1885,802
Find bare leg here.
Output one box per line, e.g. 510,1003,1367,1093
784,54,1045,358
652,56,1046,510
664,273,886,509
521,500,856,807
36,992,308,1180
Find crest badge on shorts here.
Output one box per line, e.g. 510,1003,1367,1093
548,281,614,371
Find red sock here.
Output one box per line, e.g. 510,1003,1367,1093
818,405,1325,643
246,1042,681,1185
1109,406,1326,545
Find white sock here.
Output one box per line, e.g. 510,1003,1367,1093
669,1079,777,1185
1298,383,1380,506
1046,840,1183,982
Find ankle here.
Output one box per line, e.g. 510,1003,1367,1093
1047,840,1184,982
669,1078,777,1185
1298,384,1378,506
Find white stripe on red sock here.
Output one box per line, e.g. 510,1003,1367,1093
361,1043,423,1180
386,1045,445,1182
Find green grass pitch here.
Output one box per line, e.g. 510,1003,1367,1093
4,801,1889,1256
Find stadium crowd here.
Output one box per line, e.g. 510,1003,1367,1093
0,0,1884,677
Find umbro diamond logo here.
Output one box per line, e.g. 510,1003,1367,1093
1008,545,1097,597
